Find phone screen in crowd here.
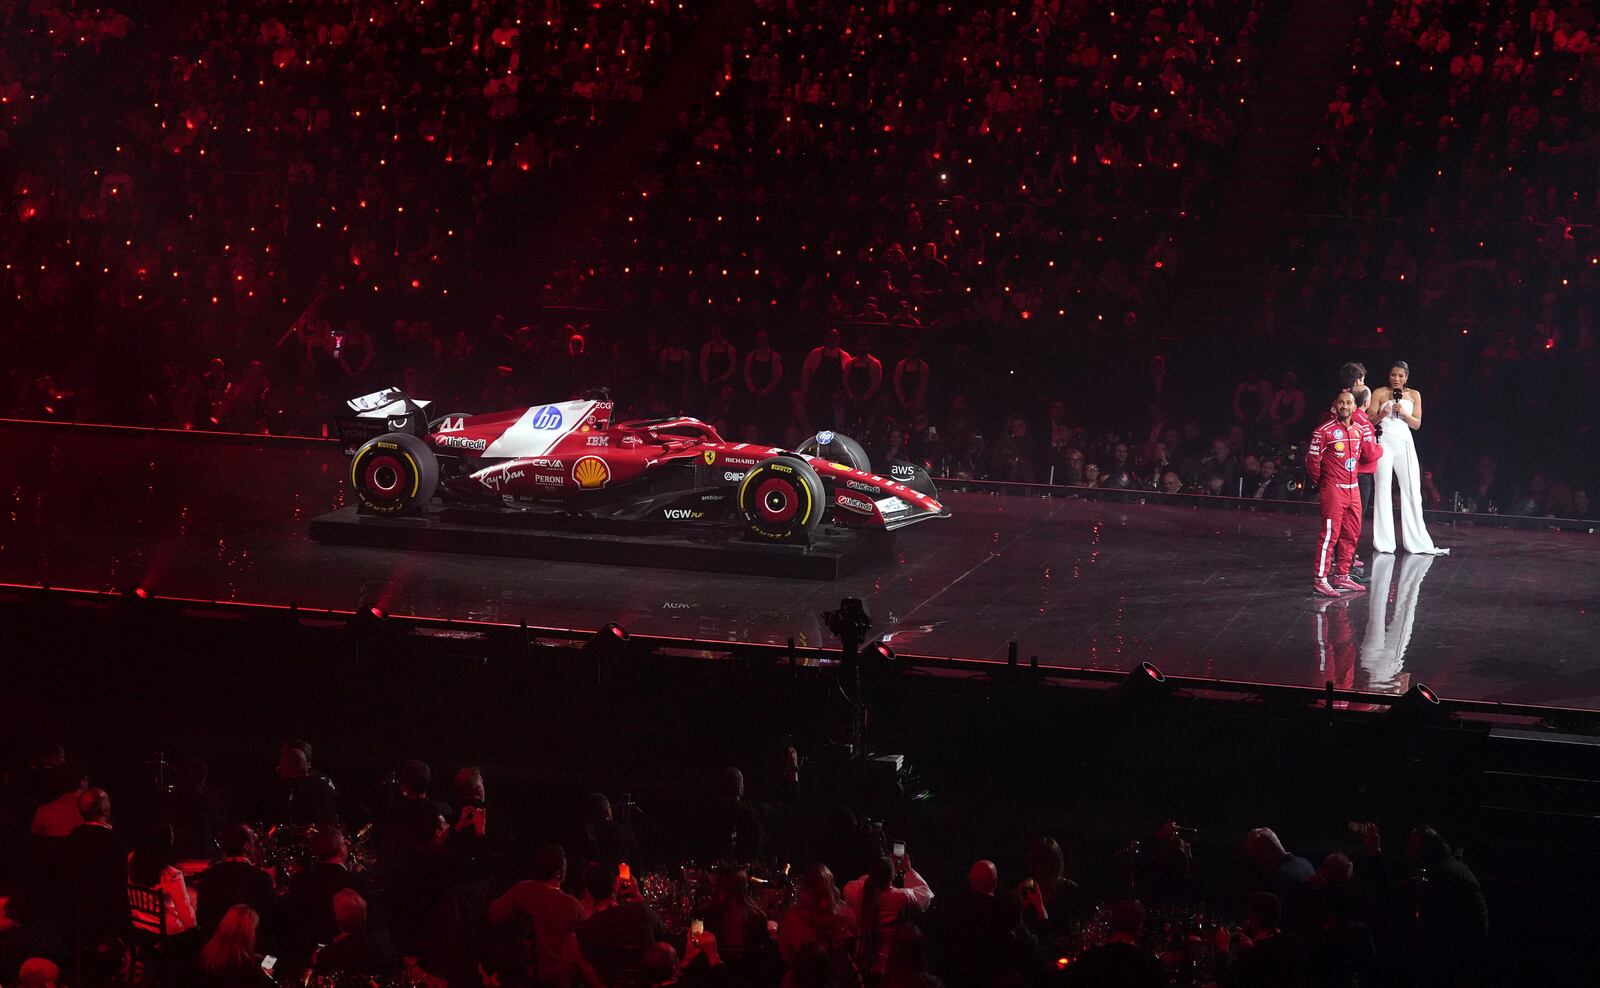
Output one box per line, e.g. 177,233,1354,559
619,862,632,881
690,919,704,938
892,841,906,858
261,955,277,975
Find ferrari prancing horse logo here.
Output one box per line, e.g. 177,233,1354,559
704,450,717,466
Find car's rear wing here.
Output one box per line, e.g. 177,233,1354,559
334,388,433,451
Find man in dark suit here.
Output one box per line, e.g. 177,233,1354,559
312,889,394,980
697,769,763,864
376,760,453,859
942,860,1013,987
1065,899,1163,988
276,746,337,827
1226,892,1310,988
198,824,277,935
63,789,128,950
288,827,364,969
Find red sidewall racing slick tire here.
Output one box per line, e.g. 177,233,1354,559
737,455,826,544
351,432,439,516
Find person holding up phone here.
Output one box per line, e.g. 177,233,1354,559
843,851,934,978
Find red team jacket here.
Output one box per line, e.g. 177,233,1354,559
1318,408,1379,474
1306,416,1383,489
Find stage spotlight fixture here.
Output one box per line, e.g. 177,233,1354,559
1121,661,1170,700
1388,681,1446,724
122,585,151,602
367,605,388,620
864,640,895,664
584,623,631,688
583,623,630,654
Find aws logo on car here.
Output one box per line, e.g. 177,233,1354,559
572,456,610,489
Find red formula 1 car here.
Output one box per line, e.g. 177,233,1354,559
336,389,949,543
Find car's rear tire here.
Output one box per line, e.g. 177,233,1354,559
737,455,826,544
351,432,439,516
797,430,872,473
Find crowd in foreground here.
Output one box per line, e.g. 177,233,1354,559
2,739,1493,988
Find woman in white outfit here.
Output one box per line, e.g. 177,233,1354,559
1367,361,1449,555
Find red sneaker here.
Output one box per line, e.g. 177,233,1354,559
1312,578,1341,598
1332,575,1367,593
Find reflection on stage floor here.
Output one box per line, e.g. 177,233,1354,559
2,426,1597,710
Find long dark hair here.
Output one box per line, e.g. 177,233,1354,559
129,822,175,886
857,856,895,963
1027,835,1067,902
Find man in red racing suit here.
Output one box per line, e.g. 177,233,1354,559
1307,390,1384,597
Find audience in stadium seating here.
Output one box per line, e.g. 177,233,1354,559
1,0,1592,512
0,735,1510,988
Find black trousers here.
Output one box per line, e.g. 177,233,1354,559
1358,472,1373,517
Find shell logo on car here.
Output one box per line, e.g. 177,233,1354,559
572,456,611,490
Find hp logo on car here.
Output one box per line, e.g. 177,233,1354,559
529,405,564,430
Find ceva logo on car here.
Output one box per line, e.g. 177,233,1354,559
529,405,563,430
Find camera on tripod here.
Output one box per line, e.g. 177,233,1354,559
822,597,873,642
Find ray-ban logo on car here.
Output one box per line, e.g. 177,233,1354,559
529,405,563,430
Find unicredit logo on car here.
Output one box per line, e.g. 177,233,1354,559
528,405,563,430
436,435,488,450
837,495,875,515
846,479,881,494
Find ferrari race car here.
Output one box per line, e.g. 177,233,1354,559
336,389,950,544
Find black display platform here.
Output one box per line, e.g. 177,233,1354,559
308,505,884,579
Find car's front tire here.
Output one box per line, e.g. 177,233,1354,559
737,455,826,544
350,432,439,516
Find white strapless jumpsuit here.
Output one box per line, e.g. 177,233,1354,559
1372,397,1449,555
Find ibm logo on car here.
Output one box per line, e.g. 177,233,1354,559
529,405,564,430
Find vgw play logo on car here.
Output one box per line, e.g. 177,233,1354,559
528,405,564,430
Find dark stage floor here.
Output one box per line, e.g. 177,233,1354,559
4,425,1598,708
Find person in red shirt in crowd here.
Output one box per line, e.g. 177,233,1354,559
1307,391,1384,597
